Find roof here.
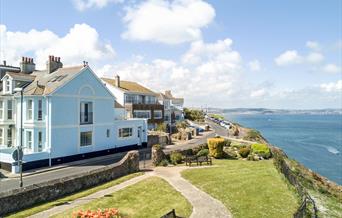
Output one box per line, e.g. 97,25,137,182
21,66,84,96
114,100,124,108
5,72,36,81
102,77,157,95
159,92,184,101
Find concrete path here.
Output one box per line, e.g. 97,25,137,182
152,166,232,218
28,173,152,218
29,166,232,218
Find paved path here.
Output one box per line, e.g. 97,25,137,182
152,166,232,218
28,173,152,218
29,166,232,218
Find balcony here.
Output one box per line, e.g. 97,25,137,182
80,112,93,125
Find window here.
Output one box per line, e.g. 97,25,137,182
26,131,32,150
38,131,43,152
38,100,43,120
7,128,12,147
5,80,10,92
7,100,12,120
119,128,133,138
106,129,110,138
80,131,92,146
133,110,151,119
80,102,93,124
153,110,163,119
0,101,3,120
27,99,33,120
164,115,170,121
0,128,3,145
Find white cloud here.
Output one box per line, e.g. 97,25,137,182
0,23,115,68
248,60,261,72
306,52,324,64
306,41,320,50
274,50,302,66
322,64,341,74
320,80,342,92
250,88,267,98
121,0,215,44
73,0,124,11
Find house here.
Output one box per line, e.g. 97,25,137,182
102,76,164,130
158,90,184,128
0,56,147,173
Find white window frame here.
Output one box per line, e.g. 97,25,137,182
153,110,163,119
5,80,11,93
26,99,33,121
7,128,12,147
80,131,92,146
0,128,3,145
26,130,33,150
7,100,13,120
37,99,43,121
133,110,151,119
0,100,3,120
80,101,93,124
38,131,43,152
118,127,133,139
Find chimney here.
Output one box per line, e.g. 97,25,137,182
165,90,172,97
47,55,63,74
115,75,120,87
3,60,6,66
20,56,36,74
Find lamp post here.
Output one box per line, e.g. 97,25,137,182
14,87,23,188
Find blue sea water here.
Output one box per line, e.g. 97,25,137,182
224,114,342,185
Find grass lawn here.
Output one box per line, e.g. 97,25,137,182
182,159,300,218
7,172,143,218
53,177,192,218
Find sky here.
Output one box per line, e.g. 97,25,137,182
0,0,341,109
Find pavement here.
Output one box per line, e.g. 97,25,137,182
29,166,232,218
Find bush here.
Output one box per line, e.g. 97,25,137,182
73,208,121,218
197,149,209,157
170,151,183,165
251,143,271,159
159,159,169,167
223,148,238,159
184,149,193,156
239,146,251,158
156,123,167,132
184,108,205,122
224,139,231,147
231,142,246,148
207,138,225,158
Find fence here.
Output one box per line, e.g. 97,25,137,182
271,146,318,218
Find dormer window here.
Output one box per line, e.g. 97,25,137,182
5,80,11,92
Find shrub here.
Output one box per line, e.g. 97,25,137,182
170,151,183,165
223,148,237,159
224,139,231,147
184,149,193,156
153,144,162,150
239,146,251,158
197,149,209,157
251,143,271,159
184,108,205,122
207,138,225,158
156,123,167,132
231,142,246,148
159,159,169,167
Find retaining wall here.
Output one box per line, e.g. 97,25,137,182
0,150,140,216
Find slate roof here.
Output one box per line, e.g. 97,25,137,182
19,65,84,96
102,77,157,95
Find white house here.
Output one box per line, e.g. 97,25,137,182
158,90,184,126
0,56,147,173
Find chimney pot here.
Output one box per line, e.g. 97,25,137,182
3,60,6,66
115,75,120,87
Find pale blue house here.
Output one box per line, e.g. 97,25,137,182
0,56,147,173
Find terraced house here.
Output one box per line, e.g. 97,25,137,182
0,56,147,173
158,90,184,128
102,76,164,130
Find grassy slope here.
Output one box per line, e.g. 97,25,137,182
7,172,143,218
53,177,192,218
182,159,300,218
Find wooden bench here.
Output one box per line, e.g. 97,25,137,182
161,209,179,218
197,155,212,166
185,155,198,166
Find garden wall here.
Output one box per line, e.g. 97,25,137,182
0,150,140,216
148,134,169,147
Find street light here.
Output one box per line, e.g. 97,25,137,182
13,87,24,188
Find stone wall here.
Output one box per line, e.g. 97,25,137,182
148,134,169,147
0,151,140,216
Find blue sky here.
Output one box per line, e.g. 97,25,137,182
0,0,341,109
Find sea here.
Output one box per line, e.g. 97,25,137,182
223,113,342,185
